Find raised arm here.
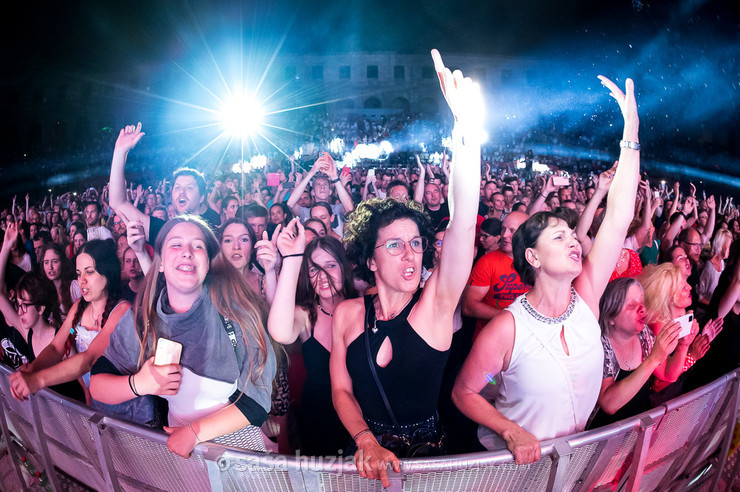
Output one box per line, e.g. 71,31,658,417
267,220,307,344
527,175,557,215
416,49,481,337
575,76,640,314
323,154,354,214
631,180,654,249
109,123,150,239
575,165,614,257
286,158,324,216
413,155,426,203
699,195,716,245
0,223,22,328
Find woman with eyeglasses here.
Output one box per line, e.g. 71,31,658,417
8,237,129,404
476,217,502,263
269,222,357,456
330,50,482,488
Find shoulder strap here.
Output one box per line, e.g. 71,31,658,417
219,314,238,353
363,295,403,435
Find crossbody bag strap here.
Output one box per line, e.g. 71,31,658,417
219,314,238,354
363,295,404,436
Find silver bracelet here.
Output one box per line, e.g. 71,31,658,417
619,140,641,151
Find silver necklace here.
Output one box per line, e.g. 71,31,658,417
521,287,577,325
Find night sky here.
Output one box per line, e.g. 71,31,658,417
1,0,739,182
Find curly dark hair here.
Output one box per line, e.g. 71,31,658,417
512,209,578,286
344,198,435,285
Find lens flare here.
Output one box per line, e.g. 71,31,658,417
220,94,264,137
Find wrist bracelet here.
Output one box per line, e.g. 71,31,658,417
331,178,340,184
282,253,304,258
683,354,696,372
188,422,201,443
128,374,140,397
353,428,373,443
619,140,641,151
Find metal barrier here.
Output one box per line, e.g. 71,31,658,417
0,363,738,492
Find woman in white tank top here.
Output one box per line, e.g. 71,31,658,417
453,75,641,465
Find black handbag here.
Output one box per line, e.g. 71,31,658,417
363,296,445,458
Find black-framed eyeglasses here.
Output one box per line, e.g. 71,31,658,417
375,236,428,256
15,300,35,314
682,241,702,248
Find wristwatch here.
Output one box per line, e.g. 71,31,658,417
331,178,340,184
619,140,641,151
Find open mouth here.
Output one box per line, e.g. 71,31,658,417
402,267,415,280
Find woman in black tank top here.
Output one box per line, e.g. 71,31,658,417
329,50,482,488
268,232,357,456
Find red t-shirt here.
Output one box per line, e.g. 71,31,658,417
468,249,531,336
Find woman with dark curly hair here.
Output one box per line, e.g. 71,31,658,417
453,75,641,465
330,50,482,488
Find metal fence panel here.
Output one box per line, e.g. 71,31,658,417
0,362,738,492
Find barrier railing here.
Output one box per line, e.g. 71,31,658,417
1,363,738,492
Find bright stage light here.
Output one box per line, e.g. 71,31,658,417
221,94,264,137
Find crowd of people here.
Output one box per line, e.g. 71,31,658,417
1,51,739,487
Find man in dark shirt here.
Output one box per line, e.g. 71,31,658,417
108,123,221,246
424,182,449,228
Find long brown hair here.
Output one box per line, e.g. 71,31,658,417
296,237,358,328
134,215,271,384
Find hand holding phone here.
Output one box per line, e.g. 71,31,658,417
552,176,570,187
673,313,694,339
154,338,182,366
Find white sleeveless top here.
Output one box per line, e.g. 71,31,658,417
480,288,603,447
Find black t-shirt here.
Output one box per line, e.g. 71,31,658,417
425,202,450,229
147,207,222,246
0,324,31,369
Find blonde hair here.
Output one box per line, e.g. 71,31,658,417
711,229,733,258
134,216,270,384
638,263,684,326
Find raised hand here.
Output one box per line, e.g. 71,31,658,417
126,219,147,255
320,152,338,179
115,122,145,154
255,229,279,273
596,162,619,193
2,222,18,250
597,76,639,130
701,317,723,343
431,49,484,131
276,218,306,258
